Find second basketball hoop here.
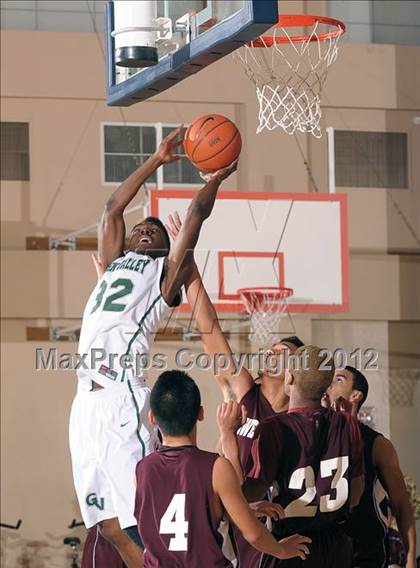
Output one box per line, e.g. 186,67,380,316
238,286,294,347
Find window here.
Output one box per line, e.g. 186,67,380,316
104,125,157,183
102,124,202,186
334,131,408,189
327,1,420,46
0,122,30,181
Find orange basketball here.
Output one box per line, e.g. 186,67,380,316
184,114,242,172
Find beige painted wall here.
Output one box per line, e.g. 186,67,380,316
2,250,419,322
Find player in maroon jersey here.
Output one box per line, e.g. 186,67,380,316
134,370,312,567
165,212,303,469
220,345,365,567
165,212,305,567
326,366,416,568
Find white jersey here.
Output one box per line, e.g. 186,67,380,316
77,252,174,390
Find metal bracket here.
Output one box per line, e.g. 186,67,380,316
0,520,22,530
112,18,173,40
49,236,76,251
50,326,79,342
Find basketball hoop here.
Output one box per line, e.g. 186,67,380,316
233,14,346,138
238,287,293,346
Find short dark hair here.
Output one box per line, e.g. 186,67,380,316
150,370,201,436
281,336,304,349
143,216,171,250
346,366,369,409
292,345,335,402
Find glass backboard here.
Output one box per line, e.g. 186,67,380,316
105,0,278,106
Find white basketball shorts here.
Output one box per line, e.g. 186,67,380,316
69,380,157,529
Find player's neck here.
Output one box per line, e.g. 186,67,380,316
288,393,322,410
260,374,289,412
350,402,359,418
161,429,197,448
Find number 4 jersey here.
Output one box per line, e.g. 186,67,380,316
247,407,363,546
77,252,176,390
135,446,237,568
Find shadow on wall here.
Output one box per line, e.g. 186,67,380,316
0,528,86,568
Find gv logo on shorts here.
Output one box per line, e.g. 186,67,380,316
86,493,105,510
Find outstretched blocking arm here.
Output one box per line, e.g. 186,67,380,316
166,213,254,402
217,401,247,482
98,126,183,270
161,163,237,307
373,437,417,568
213,457,311,561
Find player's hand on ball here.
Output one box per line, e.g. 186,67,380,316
165,211,183,241
156,124,184,164
200,159,238,183
277,534,312,560
217,401,247,434
250,501,285,520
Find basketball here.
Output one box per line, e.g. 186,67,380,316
184,114,242,171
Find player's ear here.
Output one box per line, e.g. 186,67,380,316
350,389,363,407
285,369,294,386
148,409,158,426
197,405,204,422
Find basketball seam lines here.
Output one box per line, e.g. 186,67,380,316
190,119,231,162
194,130,241,165
193,131,241,166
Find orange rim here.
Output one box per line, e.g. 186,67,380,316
249,14,346,47
238,287,294,312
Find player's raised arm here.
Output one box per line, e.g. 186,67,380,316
213,457,311,561
216,401,247,482
373,437,417,568
98,125,183,270
160,162,237,306
166,212,254,402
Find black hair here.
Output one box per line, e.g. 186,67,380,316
345,365,369,410
281,336,305,349
143,216,171,250
150,370,201,437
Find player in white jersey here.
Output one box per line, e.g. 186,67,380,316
69,124,237,567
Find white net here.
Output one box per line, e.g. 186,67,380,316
239,287,293,347
233,16,345,138
389,369,420,407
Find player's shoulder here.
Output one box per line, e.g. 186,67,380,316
239,381,261,404
256,411,287,436
360,422,383,441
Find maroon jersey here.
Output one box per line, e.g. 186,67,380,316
346,424,388,567
134,445,236,568
247,407,363,567
237,383,275,472
81,526,125,568
235,383,275,567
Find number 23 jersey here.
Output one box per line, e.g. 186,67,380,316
77,252,174,390
247,406,363,537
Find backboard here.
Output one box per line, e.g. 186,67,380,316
105,0,278,106
151,190,349,313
